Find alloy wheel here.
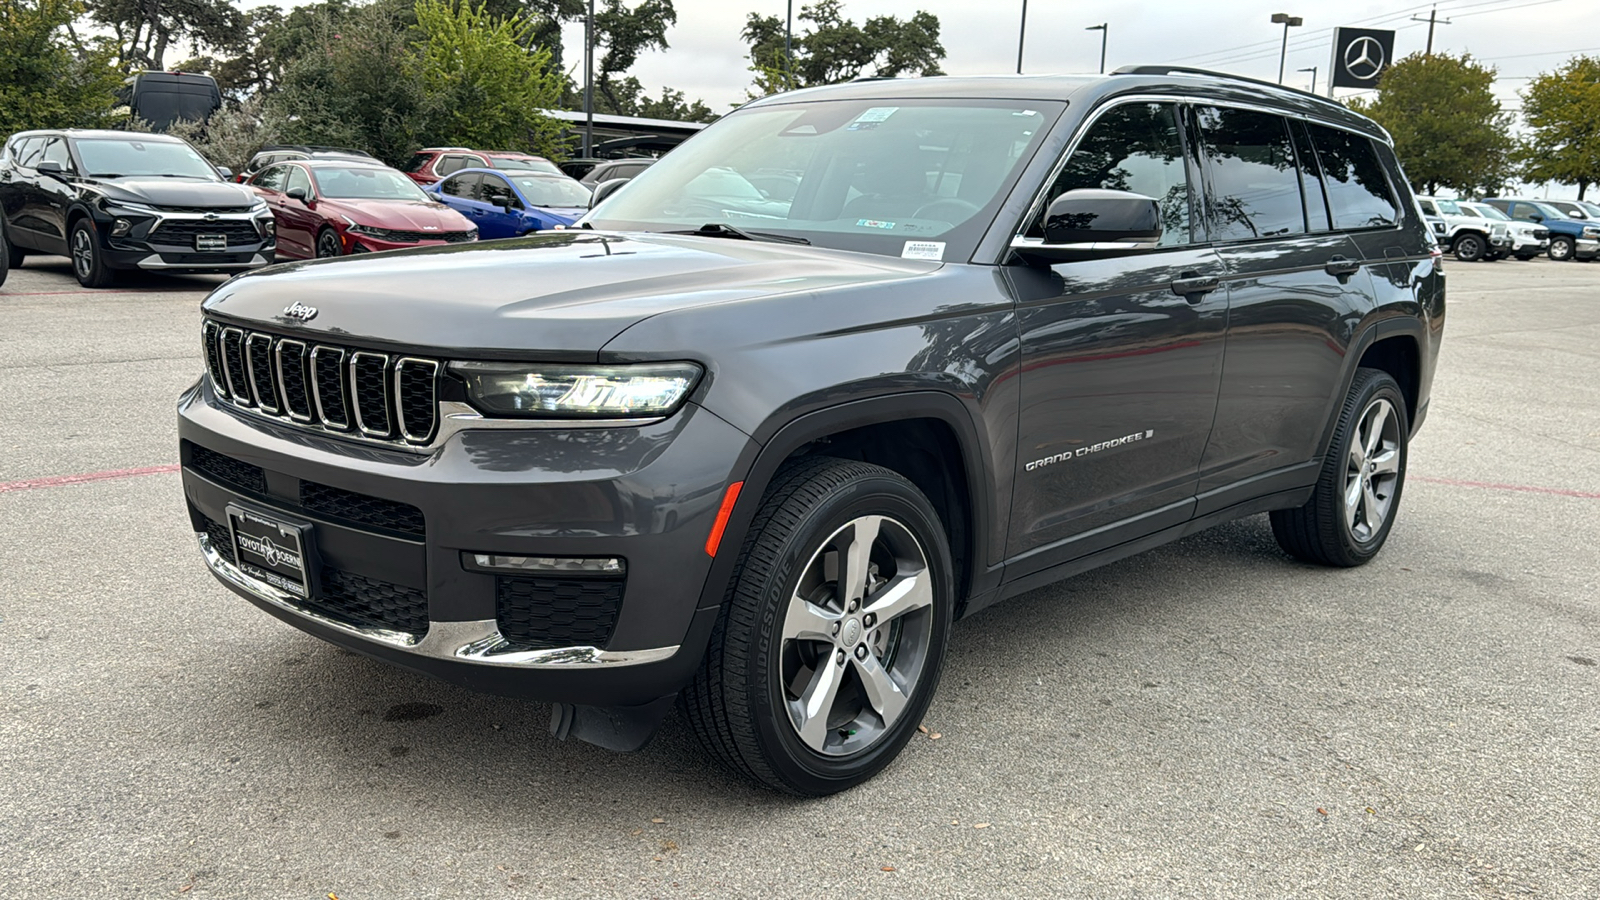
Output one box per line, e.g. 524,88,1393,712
1343,397,1402,543
317,231,342,258
779,514,934,757
72,228,94,278
1550,238,1573,261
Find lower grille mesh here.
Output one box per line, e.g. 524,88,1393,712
318,568,428,636
496,576,624,650
189,443,267,494
299,481,425,537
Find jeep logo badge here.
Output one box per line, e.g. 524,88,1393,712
282,301,318,322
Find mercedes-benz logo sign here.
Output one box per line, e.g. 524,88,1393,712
1344,36,1386,81
282,301,318,322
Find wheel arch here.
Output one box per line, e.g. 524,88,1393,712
695,392,997,619
1316,318,1424,459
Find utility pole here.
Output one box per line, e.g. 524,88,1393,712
785,0,793,88
1017,0,1027,74
1409,5,1452,55
583,0,594,158
1086,23,1108,75
1298,65,1317,93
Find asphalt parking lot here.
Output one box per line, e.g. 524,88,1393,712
3,253,1598,899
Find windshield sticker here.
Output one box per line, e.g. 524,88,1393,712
901,240,946,261
847,107,899,131
857,219,896,230
1014,109,1039,117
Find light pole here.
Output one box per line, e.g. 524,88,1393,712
1297,65,1317,92
1085,23,1107,75
785,0,793,88
1016,0,1027,74
583,0,594,157
1270,13,1302,85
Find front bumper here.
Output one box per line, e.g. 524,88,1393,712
1576,238,1600,259
101,209,275,273
348,233,469,254
179,378,754,706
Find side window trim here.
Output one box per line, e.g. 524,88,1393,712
1289,119,1334,233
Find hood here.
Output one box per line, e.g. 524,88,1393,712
201,231,941,360
91,177,257,208
321,198,474,233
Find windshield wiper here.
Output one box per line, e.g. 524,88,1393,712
666,222,809,245
88,173,122,178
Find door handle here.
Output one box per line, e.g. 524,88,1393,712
1325,256,1362,281
1170,272,1221,302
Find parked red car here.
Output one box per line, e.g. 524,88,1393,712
246,159,477,259
401,147,565,185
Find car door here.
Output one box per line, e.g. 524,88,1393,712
280,165,325,256
249,165,299,256
3,137,47,250
439,172,485,231
1192,108,1378,512
476,173,524,238
29,136,76,251
1006,99,1229,564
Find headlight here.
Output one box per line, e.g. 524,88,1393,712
249,198,267,212
450,361,702,418
346,223,386,238
1584,226,1600,238
104,199,158,214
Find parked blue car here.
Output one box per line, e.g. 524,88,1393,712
1481,197,1600,261
427,168,592,239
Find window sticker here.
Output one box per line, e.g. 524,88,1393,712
901,240,946,261
856,219,896,229
848,106,899,131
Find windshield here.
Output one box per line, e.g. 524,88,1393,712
1436,199,1463,215
510,175,591,208
1547,201,1588,218
1531,202,1572,220
491,156,563,176
313,166,430,201
585,98,1062,260
74,138,218,180
1468,204,1510,221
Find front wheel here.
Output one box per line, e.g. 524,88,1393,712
1452,233,1484,262
1549,235,1575,261
315,228,343,258
70,219,116,288
2,216,22,271
1271,368,1409,567
682,457,954,795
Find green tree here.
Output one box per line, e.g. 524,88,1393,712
1521,55,1600,200
0,0,124,135
742,0,944,95
409,0,566,157
86,0,245,70
1345,52,1511,196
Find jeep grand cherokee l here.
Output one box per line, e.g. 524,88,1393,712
1,130,274,287
179,67,1443,795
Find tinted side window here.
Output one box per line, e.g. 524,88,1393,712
286,166,312,197
15,138,45,168
40,138,74,171
1030,101,1193,246
1290,121,1332,231
442,174,480,199
252,165,288,192
402,153,431,174
481,175,516,207
1308,125,1398,230
436,155,467,176
1195,107,1305,240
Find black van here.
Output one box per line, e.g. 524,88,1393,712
120,72,223,130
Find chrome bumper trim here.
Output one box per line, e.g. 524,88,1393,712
197,532,677,668
139,253,270,270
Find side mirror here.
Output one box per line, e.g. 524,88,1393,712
36,160,67,179
1527,213,1543,222
1011,188,1162,264
590,177,630,208
287,186,310,204
216,166,233,180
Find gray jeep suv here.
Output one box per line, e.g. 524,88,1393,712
179,67,1444,795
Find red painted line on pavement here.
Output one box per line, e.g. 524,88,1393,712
0,464,180,494
1,289,166,296
1412,475,1600,500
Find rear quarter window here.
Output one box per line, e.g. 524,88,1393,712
1308,124,1399,230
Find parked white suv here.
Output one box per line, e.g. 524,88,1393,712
1417,196,1511,262
1458,201,1549,261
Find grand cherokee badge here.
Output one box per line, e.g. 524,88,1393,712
282,302,318,322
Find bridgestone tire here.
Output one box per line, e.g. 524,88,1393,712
681,456,954,796
1270,368,1409,567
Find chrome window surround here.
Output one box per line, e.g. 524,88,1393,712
197,531,676,668
1010,93,1405,252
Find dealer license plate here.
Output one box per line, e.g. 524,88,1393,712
227,504,312,598
195,234,228,252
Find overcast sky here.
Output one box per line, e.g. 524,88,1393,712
541,0,1600,113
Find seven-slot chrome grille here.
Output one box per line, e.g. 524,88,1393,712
202,319,440,448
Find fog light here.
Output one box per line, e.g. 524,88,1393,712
259,218,275,238
110,218,132,237
467,553,624,575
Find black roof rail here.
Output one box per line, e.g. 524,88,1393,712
1110,64,1342,106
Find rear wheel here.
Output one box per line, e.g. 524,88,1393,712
1549,235,1575,261
1271,368,1408,567
1452,232,1484,262
70,219,116,288
315,228,342,258
682,457,954,796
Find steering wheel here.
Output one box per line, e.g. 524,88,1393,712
913,198,980,222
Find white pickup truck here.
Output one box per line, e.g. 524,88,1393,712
1417,196,1512,262
1458,201,1549,261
